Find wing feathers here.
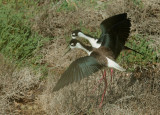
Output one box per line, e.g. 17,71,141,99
101,18,131,58
53,56,104,91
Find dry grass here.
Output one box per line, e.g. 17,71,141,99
32,0,160,39
38,38,160,114
35,0,160,114
0,54,45,114
1,0,160,114
32,0,160,56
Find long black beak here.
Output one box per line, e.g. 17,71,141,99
63,44,71,56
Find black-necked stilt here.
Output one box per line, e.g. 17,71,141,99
71,13,141,55
53,39,126,108
71,13,142,83
53,13,139,108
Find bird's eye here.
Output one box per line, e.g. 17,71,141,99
70,43,74,46
72,33,76,36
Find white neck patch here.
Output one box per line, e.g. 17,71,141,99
78,32,101,48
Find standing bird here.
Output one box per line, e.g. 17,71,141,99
53,39,126,108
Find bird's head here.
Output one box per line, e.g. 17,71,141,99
69,39,82,49
71,29,81,39
63,39,82,56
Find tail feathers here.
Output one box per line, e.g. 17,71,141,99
106,57,126,71
124,46,143,55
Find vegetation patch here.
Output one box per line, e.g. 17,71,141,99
118,34,160,71
0,1,52,67
0,0,160,114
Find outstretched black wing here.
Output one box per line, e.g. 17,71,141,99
99,13,131,58
53,56,104,91
98,13,128,43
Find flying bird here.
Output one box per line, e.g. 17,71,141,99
71,13,141,55
53,13,136,108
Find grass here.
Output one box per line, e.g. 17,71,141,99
0,1,53,73
56,0,77,12
28,0,160,114
118,34,160,70
1,0,159,114
56,0,110,12
131,0,143,7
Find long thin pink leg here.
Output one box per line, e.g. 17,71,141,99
99,70,107,108
110,68,113,82
90,70,106,93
